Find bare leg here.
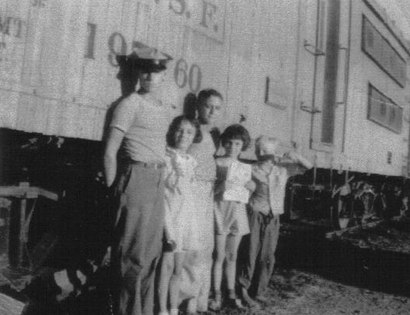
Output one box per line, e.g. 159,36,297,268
209,234,227,310
225,234,242,297
212,233,227,294
158,252,174,313
169,252,185,312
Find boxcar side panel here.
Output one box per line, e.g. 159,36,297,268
343,0,409,176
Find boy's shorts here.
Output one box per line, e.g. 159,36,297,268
214,200,250,236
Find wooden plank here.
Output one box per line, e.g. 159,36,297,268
326,220,383,239
0,186,58,201
0,293,25,315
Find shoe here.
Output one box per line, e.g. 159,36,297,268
241,287,260,309
208,296,222,312
255,295,268,303
226,298,246,310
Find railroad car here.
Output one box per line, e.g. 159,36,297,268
0,0,410,227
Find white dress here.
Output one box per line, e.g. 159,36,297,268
180,127,217,311
164,148,199,252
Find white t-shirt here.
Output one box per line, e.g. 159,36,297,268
110,93,170,163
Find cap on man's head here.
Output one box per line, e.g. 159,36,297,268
129,42,172,73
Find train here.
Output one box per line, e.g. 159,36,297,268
0,0,410,227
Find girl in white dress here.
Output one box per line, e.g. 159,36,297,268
158,115,202,315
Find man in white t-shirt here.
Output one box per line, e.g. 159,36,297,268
104,44,172,315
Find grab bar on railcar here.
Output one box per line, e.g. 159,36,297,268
303,40,326,56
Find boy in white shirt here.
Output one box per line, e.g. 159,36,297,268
239,136,312,306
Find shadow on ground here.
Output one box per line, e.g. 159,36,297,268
276,221,410,297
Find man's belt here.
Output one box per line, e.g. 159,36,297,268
128,159,165,169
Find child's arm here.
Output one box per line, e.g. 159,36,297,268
164,160,181,193
284,151,313,169
244,179,256,192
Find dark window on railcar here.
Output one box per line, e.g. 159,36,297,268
367,83,402,133
321,0,340,144
362,16,406,88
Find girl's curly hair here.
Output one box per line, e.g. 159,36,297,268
166,115,202,148
220,124,251,151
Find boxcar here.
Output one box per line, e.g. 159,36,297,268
0,0,409,177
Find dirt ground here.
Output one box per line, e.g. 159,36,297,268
215,220,410,315
15,265,410,315
219,267,410,315
2,219,410,315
